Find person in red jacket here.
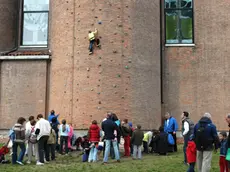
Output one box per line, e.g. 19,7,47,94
88,120,100,162
186,136,196,172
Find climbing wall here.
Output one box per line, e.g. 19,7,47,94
50,0,161,129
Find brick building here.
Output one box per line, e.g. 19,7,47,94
0,0,229,130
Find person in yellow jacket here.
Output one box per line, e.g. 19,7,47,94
88,28,99,55
143,131,153,154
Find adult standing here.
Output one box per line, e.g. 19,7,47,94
12,117,26,165
164,112,178,152
25,116,35,156
194,112,219,172
181,111,194,164
102,113,120,164
35,114,51,165
48,110,60,149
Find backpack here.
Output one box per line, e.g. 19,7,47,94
167,134,175,145
195,123,210,151
29,126,37,144
62,125,66,132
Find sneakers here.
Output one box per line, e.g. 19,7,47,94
16,161,24,165
26,161,31,164
89,51,93,55
36,161,44,166
44,159,49,164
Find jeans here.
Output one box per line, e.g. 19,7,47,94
12,142,26,164
28,142,38,162
187,162,195,172
89,40,95,52
103,140,120,162
197,150,213,172
60,136,69,154
183,136,189,163
47,144,55,161
38,136,49,163
133,145,142,159
124,136,130,156
88,145,98,162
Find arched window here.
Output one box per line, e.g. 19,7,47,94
22,0,49,47
164,0,194,44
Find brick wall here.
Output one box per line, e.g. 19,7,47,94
163,0,230,130
49,0,161,129
0,0,18,52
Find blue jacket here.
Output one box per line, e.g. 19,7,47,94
102,118,117,140
194,117,219,151
220,139,227,156
164,117,178,133
48,113,60,125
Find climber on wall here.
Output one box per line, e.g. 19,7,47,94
88,28,100,55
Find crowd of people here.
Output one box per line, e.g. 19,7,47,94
2,110,230,172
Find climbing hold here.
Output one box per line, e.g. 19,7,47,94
99,9,102,11
98,21,102,25
125,66,129,69
121,40,124,43
110,20,113,22
117,74,121,78
113,50,117,54
121,96,125,99
78,20,80,22
114,33,117,35
99,71,102,74
110,41,114,43
87,76,90,78
126,88,128,90
113,84,117,88
97,85,100,87
98,56,102,59
98,107,101,110
99,101,101,104
118,24,123,27
91,23,94,26
98,64,102,67
64,91,66,93
78,5,80,7
128,60,132,63
95,16,98,18
126,5,128,8
115,92,118,94
91,88,94,91
117,15,120,18
97,92,101,95
87,68,90,71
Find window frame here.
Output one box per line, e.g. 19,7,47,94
20,0,50,48
164,0,194,46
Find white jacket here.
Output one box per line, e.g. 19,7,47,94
35,118,51,140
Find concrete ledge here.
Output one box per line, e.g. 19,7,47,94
0,55,50,60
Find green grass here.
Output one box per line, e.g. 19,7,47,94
1,146,219,172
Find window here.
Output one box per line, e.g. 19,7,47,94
164,0,194,44
22,0,49,46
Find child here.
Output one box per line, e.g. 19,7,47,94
219,132,228,172
59,119,70,155
150,130,159,153
26,120,39,164
121,119,131,156
47,125,56,161
143,130,153,154
68,123,74,151
88,120,100,162
131,124,144,160
186,135,196,172
81,136,90,162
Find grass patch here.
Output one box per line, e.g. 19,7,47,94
1,146,220,172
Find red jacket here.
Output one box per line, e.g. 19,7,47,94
186,141,196,163
88,124,100,142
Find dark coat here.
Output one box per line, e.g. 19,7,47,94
102,118,117,140
154,131,168,154
121,123,131,137
131,129,144,146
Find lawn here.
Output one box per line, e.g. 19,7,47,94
1,145,219,172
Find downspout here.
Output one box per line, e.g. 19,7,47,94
160,0,165,125
0,0,20,55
